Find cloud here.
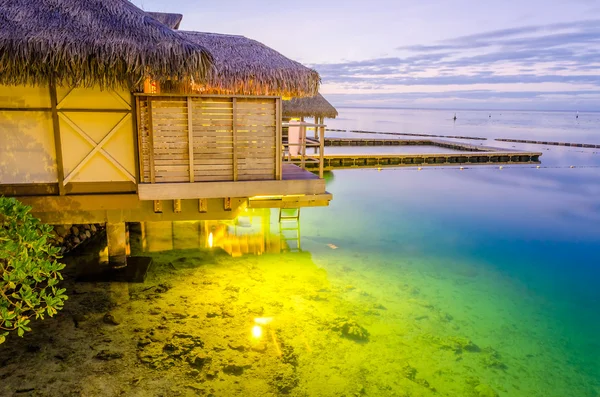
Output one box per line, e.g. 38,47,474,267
311,19,600,109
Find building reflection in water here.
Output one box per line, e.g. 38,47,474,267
136,208,302,257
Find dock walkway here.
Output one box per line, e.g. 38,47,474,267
292,138,542,171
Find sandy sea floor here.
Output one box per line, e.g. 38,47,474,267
0,218,598,397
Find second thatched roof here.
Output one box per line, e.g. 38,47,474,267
283,93,338,119
0,0,213,89
179,31,320,97
146,12,183,29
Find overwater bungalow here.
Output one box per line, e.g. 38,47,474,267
0,0,331,268
283,92,339,124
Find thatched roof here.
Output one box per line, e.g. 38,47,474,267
283,93,338,119
179,31,320,97
0,0,213,89
146,12,183,30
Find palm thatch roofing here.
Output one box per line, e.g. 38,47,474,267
0,0,213,89
283,93,338,119
179,31,320,97
146,12,183,30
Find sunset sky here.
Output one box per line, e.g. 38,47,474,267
133,0,600,110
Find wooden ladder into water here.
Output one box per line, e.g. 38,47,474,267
279,208,301,252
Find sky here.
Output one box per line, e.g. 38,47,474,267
133,0,600,111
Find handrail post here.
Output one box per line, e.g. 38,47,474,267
300,123,306,169
319,125,325,178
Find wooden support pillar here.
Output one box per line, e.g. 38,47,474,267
128,222,143,255
319,124,325,179
107,222,128,268
49,78,66,195
275,98,282,180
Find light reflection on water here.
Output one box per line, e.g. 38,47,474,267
134,209,299,258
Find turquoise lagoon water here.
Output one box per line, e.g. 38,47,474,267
293,108,600,396
127,108,597,396
37,108,596,397
122,108,598,396
2,109,598,396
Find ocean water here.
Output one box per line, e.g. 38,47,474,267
132,108,599,396
295,108,600,396
327,107,600,144
4,108,597,396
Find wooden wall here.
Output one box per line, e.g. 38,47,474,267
138,95,281,184
0,84,136,196
0,85,57,185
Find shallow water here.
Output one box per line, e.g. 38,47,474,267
130,109,599,396
3,108,598,396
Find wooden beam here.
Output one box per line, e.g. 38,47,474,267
0,183,59,197
132,94,141,187
49,79,66,196
0,107,130,113
248,194,332,209
55,108,132,113
64,181,136,194
187,97,195,182
13,195,254,224
198,198,208,213
0,107,51,112
319,124,325,179
137,179,326,200
17,194,140,211
232,98,238,181
148,98,156,183
224,197,232,211
173,199,182,213
275,98,282,180
134,93,280,99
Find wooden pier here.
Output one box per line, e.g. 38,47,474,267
496,138,600,149
293,138,542,171
324,138,488,151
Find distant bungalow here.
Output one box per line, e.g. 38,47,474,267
0,0,330,267
283,93,339,124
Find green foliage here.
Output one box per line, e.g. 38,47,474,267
0,197,67,344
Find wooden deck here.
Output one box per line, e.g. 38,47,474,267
282,163,318,180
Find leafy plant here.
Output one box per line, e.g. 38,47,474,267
0,197,67,344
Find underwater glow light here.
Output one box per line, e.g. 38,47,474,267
208,232,214,248
254,317,273,325
252,325,263,338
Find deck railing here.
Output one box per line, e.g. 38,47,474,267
282,121,326,178
136,94,282,184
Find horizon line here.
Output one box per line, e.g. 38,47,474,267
334,105,599,113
